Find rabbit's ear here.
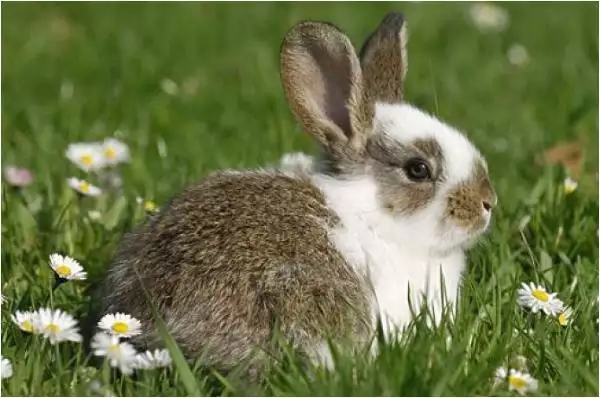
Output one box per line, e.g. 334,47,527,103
280,21,373,158
359,13,408,104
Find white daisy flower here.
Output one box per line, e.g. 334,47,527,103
98,313,142,338
49,253,87,280
1,356,13,379
35,308,83,344
67,177,102,197
11,310,39,333
564,177,578,194
101,138,130,165
60,81,75,100
91,332,137,375
66,143,107,172
517,282,564,316
134,348,172,370
494,367,538,395
507,44,529,66
557,306,574,326
279,152,315,174
468,3,509,33
160,78,179,96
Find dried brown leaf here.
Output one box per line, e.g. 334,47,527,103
536,139,587,179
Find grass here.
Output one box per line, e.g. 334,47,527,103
1,1,598,396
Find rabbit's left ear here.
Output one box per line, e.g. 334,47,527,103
359,13,408,104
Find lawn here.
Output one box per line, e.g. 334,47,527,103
1,2,598,396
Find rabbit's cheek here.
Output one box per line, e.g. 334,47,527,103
373,168,437,215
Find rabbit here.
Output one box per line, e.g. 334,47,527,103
99,12,497,379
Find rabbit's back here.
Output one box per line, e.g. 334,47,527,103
101,170,370,373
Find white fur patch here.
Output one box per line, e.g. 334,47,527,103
374,103,483,185
311,173,466,340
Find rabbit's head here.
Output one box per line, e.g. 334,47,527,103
280,13,496,252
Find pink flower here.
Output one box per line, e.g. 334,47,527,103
3,166,33,188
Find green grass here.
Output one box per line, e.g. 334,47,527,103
1,2,598,396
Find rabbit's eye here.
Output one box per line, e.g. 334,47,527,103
405,159,431,181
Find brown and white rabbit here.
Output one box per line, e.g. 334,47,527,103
100,13,497,377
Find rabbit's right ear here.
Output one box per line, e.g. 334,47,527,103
280,21,373,160
359,13,408,104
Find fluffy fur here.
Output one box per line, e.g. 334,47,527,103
311,104,487,338
98,13,497,380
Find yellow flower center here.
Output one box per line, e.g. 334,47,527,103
79,182,90,193
532,289,549,302
558,312,568,326
104,146,116,160
55,265,72,278
111,322,129,334
80,154,94,166
46,323,60,334
144,201,156,211
508,375,527,390
21,320,34,332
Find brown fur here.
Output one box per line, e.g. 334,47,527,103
359,13,407,105
445,161,496,231
100,12,484,381
102,171,371,377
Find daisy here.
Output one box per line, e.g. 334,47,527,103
1,356,13,380
3,165,33,187
563,177,578,194
11,310,39,333
494,367,538,395
66,143,107,172
517,282,564,316
60,81,74,100
49,253,87,280
91,332,138,375
135,348,172,370
143,200,158,213
507,44,529,67
101,138,130,165
468,3,509,33
35,308,83,344
137,197,158,213
160,78,179,96
98,313,142,338
557,306,574,326
67,177,102,197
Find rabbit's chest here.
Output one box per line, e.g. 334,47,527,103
330,223,465,336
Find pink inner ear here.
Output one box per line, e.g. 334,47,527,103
305,42,353,138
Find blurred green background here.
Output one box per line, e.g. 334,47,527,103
2,2,598,209
1,3,598,396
